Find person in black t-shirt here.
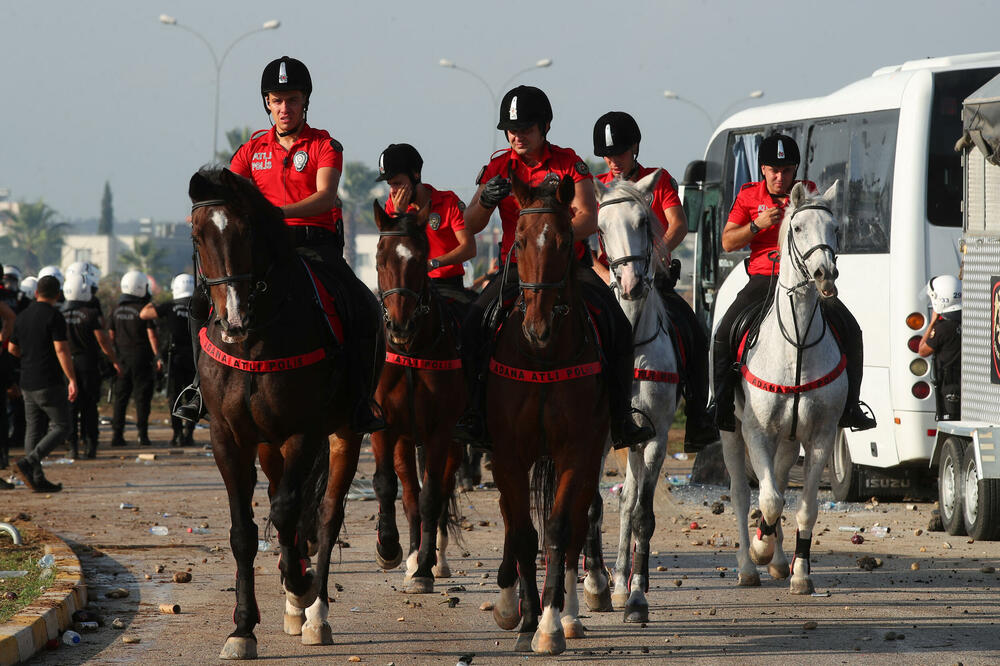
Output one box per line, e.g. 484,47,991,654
8,276,76,493
920,275,962,421
0,269,19,474
63,272,121,459
141,273,195,447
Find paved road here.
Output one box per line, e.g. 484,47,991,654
6,425,1000,664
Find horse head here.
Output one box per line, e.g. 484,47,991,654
510,168,576,349
594,170,662,301
373,200,432,347
188,168,289,344
783,181,841,300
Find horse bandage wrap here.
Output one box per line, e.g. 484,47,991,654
200,328,326,373
756,516,777,539
794,530,811,561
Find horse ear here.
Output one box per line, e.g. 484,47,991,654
556,174,575,207
593,176,609,203
189,171,212,203
373,200,391,232
509,163,531,207
415,199,431,228
789,182,807,209
635,168,662,198
822,180,839,206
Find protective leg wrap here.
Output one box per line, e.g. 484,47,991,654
793,531,811,562
756,516,777,539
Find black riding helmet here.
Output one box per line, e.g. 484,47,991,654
260,56,313,114
758,133,800,167
497,85,553,133
375,143,424,183
593,111,641,157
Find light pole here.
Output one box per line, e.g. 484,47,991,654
159,14,281,161
439,58,553,150
663,89,765,130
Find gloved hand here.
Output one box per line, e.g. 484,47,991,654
479,176,511,208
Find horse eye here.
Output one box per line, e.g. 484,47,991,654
793,226,802,233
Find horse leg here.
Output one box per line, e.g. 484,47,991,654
721,431,759,586
432,441,463,579
766,442,799,580
493,465,539,652
272,434,322,611
789,437,833,595
624,439,668,623
561,464,599,641
371,429,404,570
612,447,640,607
747,430,783,568
393,436,422,584
300,429,362,646
406,430,451,594
213,425,261,660
582,463,613,612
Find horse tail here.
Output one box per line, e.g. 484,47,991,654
443,488,464,546
296,439,332,545
531,456,557,548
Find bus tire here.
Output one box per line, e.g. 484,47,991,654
961,445,1000,541
938,437,967,536
830,429,865,502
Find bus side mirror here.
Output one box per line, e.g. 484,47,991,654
681,160,707,233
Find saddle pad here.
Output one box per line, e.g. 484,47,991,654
301,259,344,345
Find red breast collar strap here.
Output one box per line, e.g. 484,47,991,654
741,354,847,394
634,368,679,384
489,358,602,383
385,352,462,371
199,328,326,373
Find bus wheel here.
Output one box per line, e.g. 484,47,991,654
830,430,865,502
938,437,967,536
961,445,1000,540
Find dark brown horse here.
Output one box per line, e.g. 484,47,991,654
488,172,611,654
370,201,464,593
188,168,383,659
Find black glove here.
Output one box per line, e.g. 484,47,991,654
479,176,511,208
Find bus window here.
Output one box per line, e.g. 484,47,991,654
843,110,897,253
805,119,849,211
728,132,761,204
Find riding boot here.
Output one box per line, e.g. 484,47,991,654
453,365,491,451
174,286,208,424
711,345,737,433
665,297,719,451
837,335,876,431
608,356,655,450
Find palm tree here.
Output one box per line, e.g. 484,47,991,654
338,161,386,268
215,127,254,164
119,237,168,282
4,200,69,273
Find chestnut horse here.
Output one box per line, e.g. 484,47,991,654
188,168,383,659
370,201,464,594
488,172,610,655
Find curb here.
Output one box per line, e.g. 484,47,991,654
0,528,87,666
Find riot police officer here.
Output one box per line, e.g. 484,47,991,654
109,271,161,447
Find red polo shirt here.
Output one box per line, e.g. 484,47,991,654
230,123,344,233
727,179,817,276
385,184,466,279
479,143,592,263
596,164,682,266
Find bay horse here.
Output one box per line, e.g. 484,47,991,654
370,200,464,594
720,181,846,593
587,170,680,623
188,167,383,659
488,171,610,655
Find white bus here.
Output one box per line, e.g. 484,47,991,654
681,52,1000,501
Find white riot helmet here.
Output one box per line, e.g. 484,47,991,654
20,276,38,300
38,265,64,287
2,265,21,292
120,270,150,298
63,272,91,302
927,275,962,314
65,261,100,289
170,273,195,300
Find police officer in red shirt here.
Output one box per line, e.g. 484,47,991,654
376,143,476,299
712,134,875,432
454,85,653,450
592,111,718,451
174,56,385,434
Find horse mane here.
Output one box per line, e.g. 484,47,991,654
525,174,573,221
602,175,647,204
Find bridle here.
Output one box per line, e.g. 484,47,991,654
514,206,576,321
597,190,655,300
376,226,432,337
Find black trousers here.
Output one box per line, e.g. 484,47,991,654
166,348,195,435
657,284,711,418
113,355,155,435
70,355,101,445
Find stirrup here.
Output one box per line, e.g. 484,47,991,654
172,384,204,423
612,408,655,450
839,400,876,432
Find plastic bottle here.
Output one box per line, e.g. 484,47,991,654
257,540,271,552
62,630,81,645
38,554,55,568
119,503,136,510
186,527,210,534
76,621,99,632
149,526,169,536
870,525,890,537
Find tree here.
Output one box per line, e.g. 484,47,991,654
4,200,69,273
119,237,168,283
337,162,386,269
216,127,254,164
585,158,609,177
99,181,113,235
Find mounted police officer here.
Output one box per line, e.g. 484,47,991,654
591,111,718,451
712,134,876,432
109,270,161,447
142,273,196,447
173,56,385,434
454,85,653,450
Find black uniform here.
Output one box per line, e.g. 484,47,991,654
109,295,156,446
63,300,105,457
927,313,962,420
0,287,18,468
154,298,195,445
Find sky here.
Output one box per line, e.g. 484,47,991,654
3,0,1000,223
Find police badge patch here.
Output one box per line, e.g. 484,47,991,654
574,161,590,176
457,200,466,213
292,150,308,172
429,213,442,231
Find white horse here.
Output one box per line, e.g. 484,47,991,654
584,171,680,623
721,181,846,594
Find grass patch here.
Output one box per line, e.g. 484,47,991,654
0,534,52,623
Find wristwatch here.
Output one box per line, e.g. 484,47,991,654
428,258,441,270
749,220,762,235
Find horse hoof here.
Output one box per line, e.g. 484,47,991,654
301,621,333,646
584,585,613,612
623,602,649,624
284,611,304,635
561,617,585,639
768,562,790,580
432,563,451,578
376,543,403,570
790,577,815,595
531,628,566,655
611,591,628,610
513,633,534,653
750,540,774,566
404,576,434,594
737,572,761,587
493,604,521,631
219,636,257,660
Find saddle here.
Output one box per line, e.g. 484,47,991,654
299,256,346,348
730,299,844,367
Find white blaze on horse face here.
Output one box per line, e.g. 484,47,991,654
619,263,640,297
211,209,228,233
395,243,414,262
225,285,241,328
537,223,549,251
